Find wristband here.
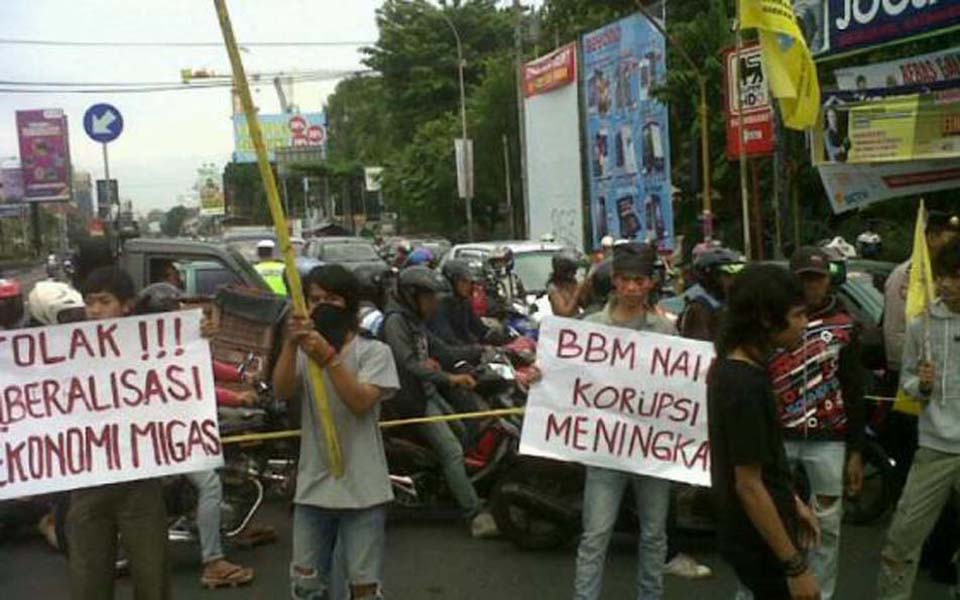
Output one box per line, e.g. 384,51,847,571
782,552,808,577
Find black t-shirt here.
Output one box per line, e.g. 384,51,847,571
708,358,798,556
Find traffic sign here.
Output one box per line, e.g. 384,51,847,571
83,103,124,143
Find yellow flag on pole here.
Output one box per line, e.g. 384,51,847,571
739,0,820,130
893,201,937,415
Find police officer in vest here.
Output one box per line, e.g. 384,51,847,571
254,239,287,295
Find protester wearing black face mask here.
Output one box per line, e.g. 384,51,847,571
273,264,400,600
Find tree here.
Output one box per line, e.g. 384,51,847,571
162,205,189,237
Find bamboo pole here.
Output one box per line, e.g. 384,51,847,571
213,0,343,476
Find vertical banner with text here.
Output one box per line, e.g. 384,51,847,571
724,43,777,159
520,316,714,487
15,109,72,202
0,310,223,500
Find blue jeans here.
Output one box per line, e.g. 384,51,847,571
186,470,224,564
416,395,482,518
573,467,671,600
290,504,387,600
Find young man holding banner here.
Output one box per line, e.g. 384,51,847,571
572,242,676,600
708,264,821,599
67,267,170,600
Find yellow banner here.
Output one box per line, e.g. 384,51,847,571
894,201,937,416
739,0,821,130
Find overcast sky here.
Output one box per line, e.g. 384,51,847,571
0,0,383,213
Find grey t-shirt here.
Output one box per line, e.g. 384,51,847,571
294,336,399,509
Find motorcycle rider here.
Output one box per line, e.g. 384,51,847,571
429,259,496,348
134,283,256,589
392,239,413,269
678,246,744,341
352,264,390,337
28,280,87,326
0,278,28,330
273,264,400,600
487,246,524,307
406,246,435,268
547,251,582,317
381,266,499,538
768,247,866,600
254,239,288,295
572,242,676,600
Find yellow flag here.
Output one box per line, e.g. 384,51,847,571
894,200,937,415
739,0,821,130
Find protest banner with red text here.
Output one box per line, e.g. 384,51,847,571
0,310,222,500
520,316,714,487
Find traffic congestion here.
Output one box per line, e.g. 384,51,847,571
3,1,960,599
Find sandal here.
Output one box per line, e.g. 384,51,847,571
200,559,255,589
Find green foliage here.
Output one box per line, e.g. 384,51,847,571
162,205,190,237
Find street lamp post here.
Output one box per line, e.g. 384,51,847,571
431,7,474,241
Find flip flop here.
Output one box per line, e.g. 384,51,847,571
200,564,254,589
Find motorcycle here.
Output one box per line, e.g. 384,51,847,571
384,355,524,515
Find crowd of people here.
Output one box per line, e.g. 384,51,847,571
0,210,958,600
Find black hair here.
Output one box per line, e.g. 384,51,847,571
307,264,360,317
716,264,805,357
934,238,960,279
72,238,116,289
82,266,136,302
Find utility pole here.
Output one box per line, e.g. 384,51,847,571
503,134,516,239
513,0,530,239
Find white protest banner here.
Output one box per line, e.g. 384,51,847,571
520,316,714,487
0,310,223,500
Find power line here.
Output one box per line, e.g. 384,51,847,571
0,71,365,94
0,37,373,48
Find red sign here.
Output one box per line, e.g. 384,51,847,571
524,43,577,98
89,219,105,237
723,44,776,159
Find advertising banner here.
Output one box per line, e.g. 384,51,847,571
0,311,223,500
519,316,713,487
834,46,960,90
233,112,327,163
524,43,577,98
524,44,584,250
582,14,674,251
0,167,24,203
0,205,26,219
815,89,960,164
724,43,777,159
820,159,960,213
797,0,960,58
15,109,72,202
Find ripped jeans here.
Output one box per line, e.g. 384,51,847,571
877,447,960,600
784,441,845,600
290,504,387,600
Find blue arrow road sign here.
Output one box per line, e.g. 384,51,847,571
83,103,124,143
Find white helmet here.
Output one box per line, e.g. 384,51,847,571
601,235,615,249
28,281,86,325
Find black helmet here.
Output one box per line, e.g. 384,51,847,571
353,264,389,303
551,251,579,280
135,282,182,315
398,265,447,308
693,247,745,297
441,259,473,285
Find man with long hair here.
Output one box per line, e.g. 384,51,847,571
708,264,821,599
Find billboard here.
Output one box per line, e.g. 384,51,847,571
814,89,960,164
582,13,674,251
724,43,776,159
0,167,24,203
524,43,584,250
15,109,72,202
820,159,960,213
834,46,960,90
796,0,960,58
232,112,327,163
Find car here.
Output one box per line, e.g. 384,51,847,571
304,236,387,271
443,241,570,294
119,238,270,298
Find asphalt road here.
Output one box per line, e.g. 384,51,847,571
0,500,950,599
